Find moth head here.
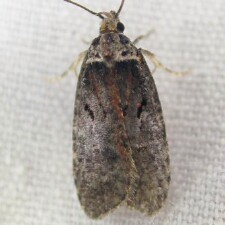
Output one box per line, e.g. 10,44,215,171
64,0,125,33
99,11,125,34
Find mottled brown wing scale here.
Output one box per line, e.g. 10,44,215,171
73,50,170,218
73,61,134,218
121,52,170,215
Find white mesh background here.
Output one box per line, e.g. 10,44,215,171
0,0,224,225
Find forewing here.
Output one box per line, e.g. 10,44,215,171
113,53,170,215
73,61,131,219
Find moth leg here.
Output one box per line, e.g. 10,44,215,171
141,48,190,76
81,38,91,45
133,29,155,45
150,216,156,225
44,50,87,83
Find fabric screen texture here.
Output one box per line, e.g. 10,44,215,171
0,0,224,225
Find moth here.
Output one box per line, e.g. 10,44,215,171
64,0,171,219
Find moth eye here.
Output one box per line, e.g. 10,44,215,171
117,22,125,32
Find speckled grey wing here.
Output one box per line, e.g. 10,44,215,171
73,48,170,218
73,59,132,219
122,51,170,215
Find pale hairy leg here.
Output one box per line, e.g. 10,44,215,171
44,50,87,83
141,48,190,76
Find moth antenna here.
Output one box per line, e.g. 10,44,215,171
116,0,125,17
64,0,104,19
